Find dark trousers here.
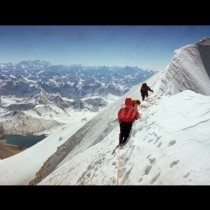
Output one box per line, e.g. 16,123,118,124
119,122,133,145
141,91,148,101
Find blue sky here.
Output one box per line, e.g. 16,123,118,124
0,26,210,71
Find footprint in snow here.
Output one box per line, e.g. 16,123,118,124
170,160,180,168
168,140,176,147
144,165,152,175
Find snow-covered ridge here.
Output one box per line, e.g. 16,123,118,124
197,37,210,46
36,38,210,185
155,38,210,96
1,38,210,185
39,90,210,185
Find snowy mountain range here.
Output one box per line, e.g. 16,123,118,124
0,63,155,135
0,38,210,185
0,62,155,98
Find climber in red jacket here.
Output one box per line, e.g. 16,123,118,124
118,98,140,146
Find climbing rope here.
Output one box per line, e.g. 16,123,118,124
116,147,120,185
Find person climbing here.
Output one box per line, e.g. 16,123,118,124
132,99,141,109
118,98,140,146
140,83,154,101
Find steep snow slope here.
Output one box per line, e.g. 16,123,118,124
197,38,210,78
39,90,210,185
37,38,210,185
156,38,210,96
0,111,96,184
29,72,161,184
1,38,210,185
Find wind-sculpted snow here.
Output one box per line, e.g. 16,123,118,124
156,38,210,96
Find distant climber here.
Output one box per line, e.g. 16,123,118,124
118,98,140,146
132,99,141,109
140,83,154,101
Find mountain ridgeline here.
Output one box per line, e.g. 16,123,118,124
0,61,156,135
0,61,155,99
1,38,210,185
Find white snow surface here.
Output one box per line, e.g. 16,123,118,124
1,38,210,185
0,111,96,184
39,89,210,185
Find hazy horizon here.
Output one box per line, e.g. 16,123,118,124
0,26,210,71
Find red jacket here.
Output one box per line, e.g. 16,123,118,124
118,98,140,123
